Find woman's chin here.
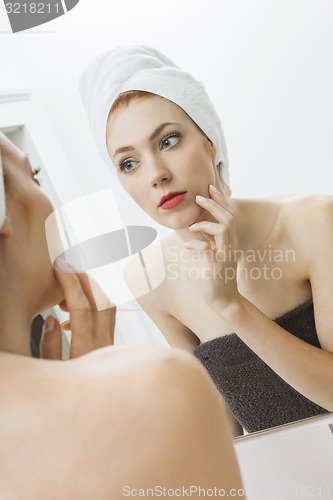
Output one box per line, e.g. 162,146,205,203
154,204,205,231
156,210,202,231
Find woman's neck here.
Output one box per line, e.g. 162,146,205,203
229,197,281,252
0,295,33,356
174,205,218,242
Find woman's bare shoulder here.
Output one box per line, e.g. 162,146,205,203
279,193,333,228
274,194,333,256
237,193,333,248
0,346,179,398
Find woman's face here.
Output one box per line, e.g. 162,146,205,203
106,95,219,229
0,134,63,311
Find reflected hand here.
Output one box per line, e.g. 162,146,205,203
40,269,116,360
184,184,241,314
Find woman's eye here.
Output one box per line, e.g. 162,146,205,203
119,159,138,173
161,133,181,150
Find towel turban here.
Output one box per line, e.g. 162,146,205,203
79,44,231,193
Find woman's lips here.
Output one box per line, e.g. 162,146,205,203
160,192,187,210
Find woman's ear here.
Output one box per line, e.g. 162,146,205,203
0,215,12,237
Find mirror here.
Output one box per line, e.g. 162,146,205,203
1,0,332,439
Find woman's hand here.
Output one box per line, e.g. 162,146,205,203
40,268,116,360
184,184,241,314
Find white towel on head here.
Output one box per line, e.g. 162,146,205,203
79,45,231,192
0,149,6,228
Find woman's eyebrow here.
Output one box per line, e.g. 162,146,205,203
113,122,180,158
149,122,177,141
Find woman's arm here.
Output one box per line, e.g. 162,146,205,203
189,190,333,410
218,294,333,410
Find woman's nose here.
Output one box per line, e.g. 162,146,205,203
148,158,171,187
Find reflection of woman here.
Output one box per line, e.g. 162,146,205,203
80,46,333,435
0,132,243,498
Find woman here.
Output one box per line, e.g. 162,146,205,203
80,45,333,436
0,132,243,499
